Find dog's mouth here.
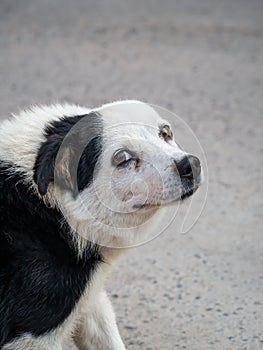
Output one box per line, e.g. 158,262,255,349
133,185,199,210
180,185,198,200
133,203,161,210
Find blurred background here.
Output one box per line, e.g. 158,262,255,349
0,1,262,349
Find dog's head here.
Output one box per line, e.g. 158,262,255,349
33,101,202,247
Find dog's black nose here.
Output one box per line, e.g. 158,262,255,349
176,155,201,180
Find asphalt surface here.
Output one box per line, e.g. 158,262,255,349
0,1,263,349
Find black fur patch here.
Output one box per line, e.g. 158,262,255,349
33,112,103,196
0,163,103,347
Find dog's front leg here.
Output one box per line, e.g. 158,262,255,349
73,290,126,350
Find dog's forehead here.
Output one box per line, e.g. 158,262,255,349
97,101,165,128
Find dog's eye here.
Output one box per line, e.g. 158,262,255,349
159,125,173,142
112,149,133,166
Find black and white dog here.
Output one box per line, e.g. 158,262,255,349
0,101,201,349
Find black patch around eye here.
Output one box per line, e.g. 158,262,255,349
77,134,103,192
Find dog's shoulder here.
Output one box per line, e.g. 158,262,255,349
0,162,102,347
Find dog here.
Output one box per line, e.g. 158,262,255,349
0,100,201,349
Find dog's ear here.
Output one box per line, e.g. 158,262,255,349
54,146,75,193
33,114,85,196
33,112,103,196
33,136,58,195
33,135,75,196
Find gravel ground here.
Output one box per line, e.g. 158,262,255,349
0,1,262,349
